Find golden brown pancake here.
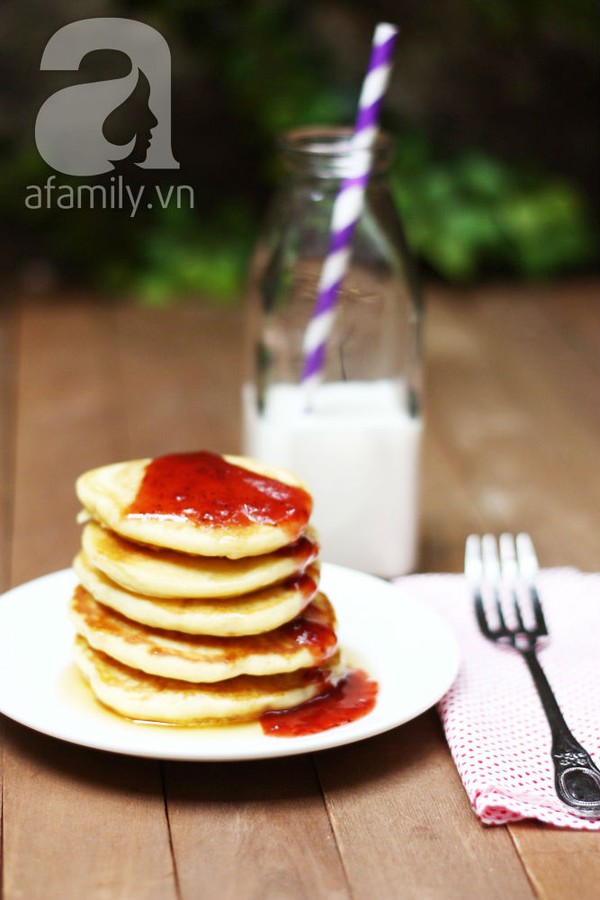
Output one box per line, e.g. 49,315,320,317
70,450,346,729
69,585,337,682
73,553,320,636
80,520,319,599
73,636,339,725
76,453,312,558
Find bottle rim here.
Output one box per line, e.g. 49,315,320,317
277,126,393,176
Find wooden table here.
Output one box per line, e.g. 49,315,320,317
0,280,598,899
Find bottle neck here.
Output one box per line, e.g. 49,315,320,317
278,127,393,180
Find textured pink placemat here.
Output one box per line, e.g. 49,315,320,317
396,568,600,830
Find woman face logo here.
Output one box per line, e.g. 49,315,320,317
102,68,159,167
35,18,179,177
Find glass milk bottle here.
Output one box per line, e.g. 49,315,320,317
242,127,423,577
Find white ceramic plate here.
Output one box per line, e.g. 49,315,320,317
0,565,459,760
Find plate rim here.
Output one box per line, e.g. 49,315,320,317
0,564,460,760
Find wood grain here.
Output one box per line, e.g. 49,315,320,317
112,303,349,900
421,283,598,572
511,823,600,900
2,298,177,900
114,303,244,458
315,714,535,900
9,299,121,584
163,758,350,899
0,297,16,592
0,296,17,898
0,282,598,900
2,721,177,900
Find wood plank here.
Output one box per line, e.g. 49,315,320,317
2,286,597,899
0,297,16,592
112,301,350,899
163,758,350,899
2,721,177,900
9,299,122,583
420,287,517,573
421,284,598,571
419,420,488,573
473,283,597,441
315,713,535,899
510,824,600,900
2,297,177,900
466,287,598,568
114,303,244,458
0,297,17,899
420,282,600,899
534,279,598,373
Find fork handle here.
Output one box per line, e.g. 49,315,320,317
521,648,600,818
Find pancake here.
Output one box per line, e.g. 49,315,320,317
81,520,319,599
73,552,320,636
73,636,339,725
76,452,312,558
69,585,338,682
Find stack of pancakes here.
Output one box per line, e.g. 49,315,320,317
70,452,340,726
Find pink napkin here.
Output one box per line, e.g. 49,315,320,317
396,568,600,830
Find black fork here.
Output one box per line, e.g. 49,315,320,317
465,532,600,819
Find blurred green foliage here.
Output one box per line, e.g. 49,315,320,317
469,0,594,42
108,204,256,305
392,136,595,282
2,0,596,301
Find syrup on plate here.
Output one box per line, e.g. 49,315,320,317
260,669,378,738
62,663,378,741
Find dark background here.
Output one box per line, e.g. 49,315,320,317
0,0,597,303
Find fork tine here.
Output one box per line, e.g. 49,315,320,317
499,533,526,630
516,533,548,634
530,586,548,635
499,533,517,582
466,534,497,637
481,533,500,581
516,533,539,581
464,534,482,584
482,534,508,630
474,591,493,637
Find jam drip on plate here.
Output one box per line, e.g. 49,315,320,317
127,451,312,532
260,669,378,737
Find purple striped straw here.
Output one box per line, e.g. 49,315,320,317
300,22,398,396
